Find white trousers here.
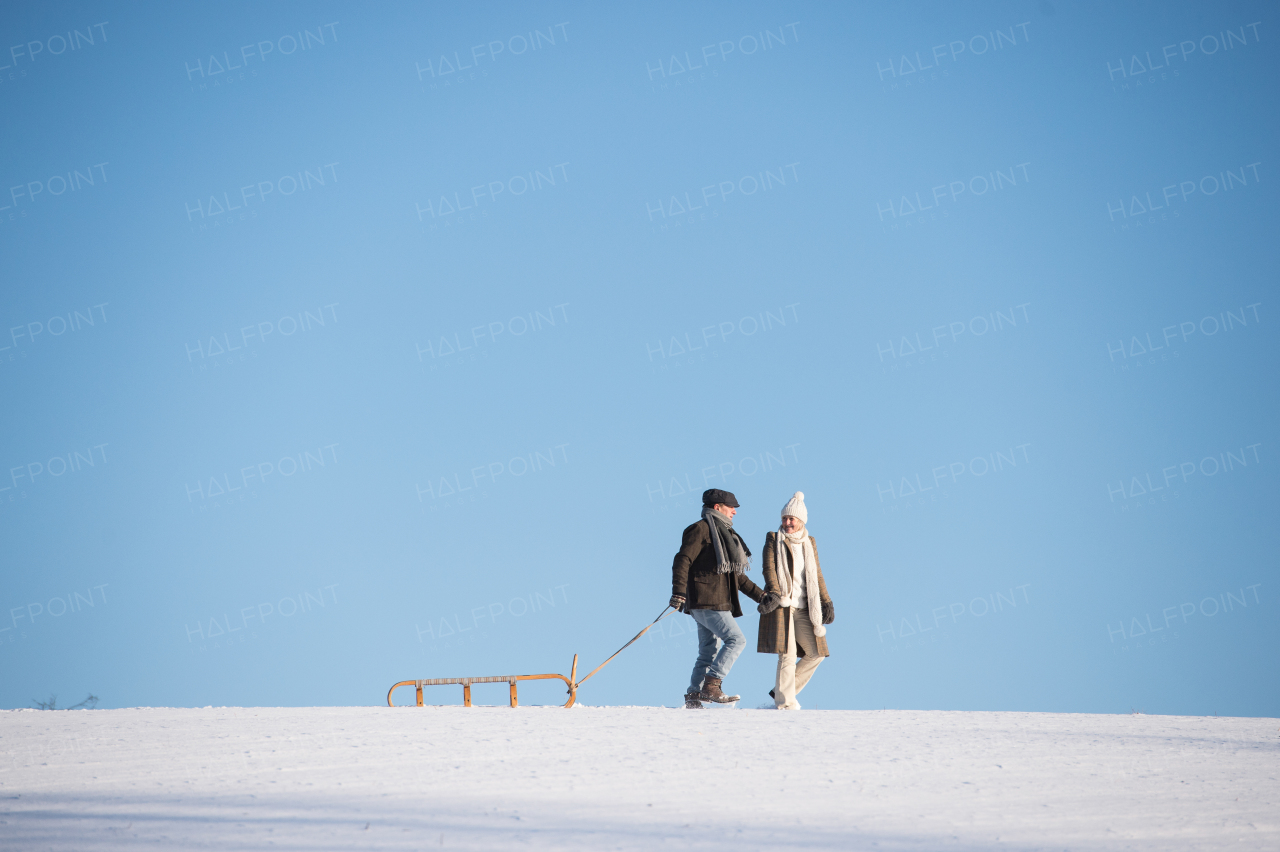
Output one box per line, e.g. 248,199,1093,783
774,606,823,709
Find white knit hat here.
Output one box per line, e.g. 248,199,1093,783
781,491,807,524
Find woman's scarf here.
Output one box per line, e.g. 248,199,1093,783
773,527,826,638
702,508,751,574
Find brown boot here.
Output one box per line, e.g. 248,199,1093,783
684,691,703,709
699,677,739,703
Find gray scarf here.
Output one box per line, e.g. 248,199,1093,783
702,508,751,575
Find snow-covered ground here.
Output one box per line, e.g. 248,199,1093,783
1,704,1276,850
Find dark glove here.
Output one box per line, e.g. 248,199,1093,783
821,599,835,625
758,592,781,615
668,595,686,612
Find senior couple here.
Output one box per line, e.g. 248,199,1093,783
669,488,834,710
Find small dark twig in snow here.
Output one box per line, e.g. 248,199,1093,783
31,693,98,710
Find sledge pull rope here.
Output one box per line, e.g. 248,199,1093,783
386,605,677,708
574,605,676,689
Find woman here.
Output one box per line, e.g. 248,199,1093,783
757,491,834,709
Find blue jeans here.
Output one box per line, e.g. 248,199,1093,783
688,609,747,693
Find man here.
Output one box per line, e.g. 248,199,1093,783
669,489,774,709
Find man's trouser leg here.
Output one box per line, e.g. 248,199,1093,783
689,609,746,693
775,607,823,709
689,616,717,694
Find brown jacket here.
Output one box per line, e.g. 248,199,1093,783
671,519,766,616
757,531,831,657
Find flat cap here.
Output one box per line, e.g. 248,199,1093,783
702,488,740,508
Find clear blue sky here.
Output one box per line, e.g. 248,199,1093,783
2,1,1276,717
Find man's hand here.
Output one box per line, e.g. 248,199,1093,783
821,599,835,624
668,595,686,612
758,592,781,615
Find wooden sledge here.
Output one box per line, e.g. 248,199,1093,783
387,655,579,708
386,605,677,709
